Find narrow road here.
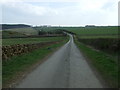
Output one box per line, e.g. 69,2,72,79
16,35,104,88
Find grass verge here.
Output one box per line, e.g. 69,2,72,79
74,37,118,88
2,37,69,88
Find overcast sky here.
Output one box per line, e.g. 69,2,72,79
0,0,119,26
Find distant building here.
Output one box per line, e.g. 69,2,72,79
85,25,95,27
41,25,51,27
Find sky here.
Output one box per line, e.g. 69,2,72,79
0,0,119,26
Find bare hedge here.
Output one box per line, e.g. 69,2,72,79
77,38,120,55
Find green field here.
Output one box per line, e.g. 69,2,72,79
2,37,65,46
4,27,38,36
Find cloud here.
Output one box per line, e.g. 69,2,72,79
2,1,59,16
1,0,119,26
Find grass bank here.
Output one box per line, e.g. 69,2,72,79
2,37,69,88
74,37,118,88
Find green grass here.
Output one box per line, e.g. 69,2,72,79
2,37,69,87
4,27,38,35
75,38,118,88
2,37,66,46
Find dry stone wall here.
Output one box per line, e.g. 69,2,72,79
2,41,60,61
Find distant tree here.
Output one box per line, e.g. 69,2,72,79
85,25,95,27
38,31,46,35
1,24,31,30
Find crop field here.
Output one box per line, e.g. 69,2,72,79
3,27,38,36
63,26,118,38
2,31,26,39
2,37,66,46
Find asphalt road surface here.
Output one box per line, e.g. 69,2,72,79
16,34,104,88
